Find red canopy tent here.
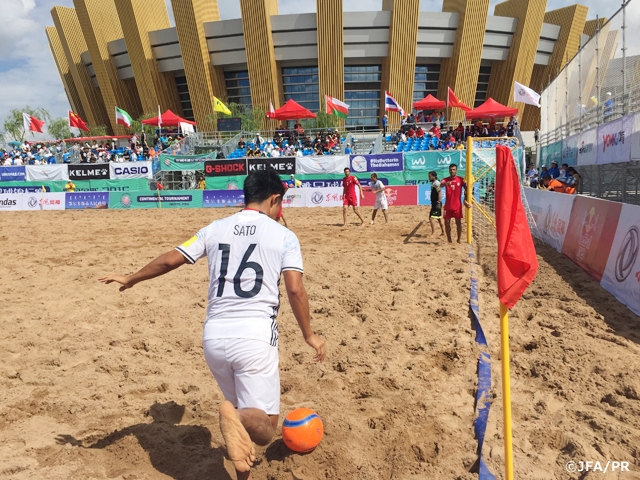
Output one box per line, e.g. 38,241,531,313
413,94,445,110
465,98,518,119
141,109,197,126
270,99,316,121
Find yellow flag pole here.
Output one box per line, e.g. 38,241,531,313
500,301,514,480
466,136,473,245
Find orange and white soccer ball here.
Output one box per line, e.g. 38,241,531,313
281,408,324,453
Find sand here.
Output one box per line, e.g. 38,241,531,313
0,206,638,480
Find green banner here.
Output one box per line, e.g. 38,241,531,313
159,153,215,171
109,190,203,209
0,181,65,192
403,150,464,171
75,178,150,192
205,175,246,190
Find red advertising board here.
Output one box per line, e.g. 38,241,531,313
561,195,623,282
360,185,417,207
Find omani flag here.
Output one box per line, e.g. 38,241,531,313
325,95,349,119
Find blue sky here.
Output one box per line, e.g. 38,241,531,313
0,0,615,137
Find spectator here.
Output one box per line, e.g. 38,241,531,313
254,133,264,146
429,123,440,140
344,143,353,154
507,116,518,137
407,127,415,138
295,148,302,157
563,167,581,192
238,137,246,149
547,161,560,179
64,180,76,192
197,176,206,190
382,114,388,135
539,165,549,180
416,126,425,138
534,128,539,143
540,175,575,194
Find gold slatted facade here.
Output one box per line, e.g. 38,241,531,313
522,5,588,130
487,0,547,111
381,0,420,125
51,6,109,128
583,18,607,38
438,0,490,122
114,0,182,116
74,0,142,134
240,0,280,115
46,26,85,120
316,0,344,121
170,0,223,129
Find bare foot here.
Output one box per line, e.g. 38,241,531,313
220,401,255,473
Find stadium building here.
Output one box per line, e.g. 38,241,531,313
47,0,601,135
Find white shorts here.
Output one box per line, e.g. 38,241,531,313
203,338,280,415
374,197,388,210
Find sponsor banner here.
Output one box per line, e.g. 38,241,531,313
596,115,632,164
304,187,346,208
109,190,203,209
205,175,246,190
282,188,306,208
203,189,245,208
0,194,21,211
247,158,296,175
524,188,575,252
600,203,640,316
0,166,26,182
295,155,349,175
21,192,66,211
65,192,110,209
403,151,463,171
159,153,215,171
577,127,597,166
68,164,110,180
74,178,150,192
349,153,403,173
561,134,579,166
540,140,562,166
205,159,247,177
25,164,69,181
109,161,153,179
360,186,418,207
562,195,623,282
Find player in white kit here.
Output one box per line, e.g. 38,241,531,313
100,169,326,480
368,173,388,224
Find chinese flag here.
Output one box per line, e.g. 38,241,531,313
447,87,471,112
495,145,538,309
68,111,90,131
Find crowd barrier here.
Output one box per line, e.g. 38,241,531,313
525,189,640,316
539,110,640,167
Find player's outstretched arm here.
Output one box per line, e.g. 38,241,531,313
283,270,326,362
99,249,187,292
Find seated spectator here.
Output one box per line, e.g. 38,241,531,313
295,148,302,157
565,167,581,191
407,127,415,138
272,146,281,158
344,143,353,154
540,175,575,194
546,161,560,179
238,137,246,148
416,126,425,138
429,123,440,139
455,141,465,150
407,113,416,124
539,165,549,180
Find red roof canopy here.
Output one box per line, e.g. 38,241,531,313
465,98,519,119
269,99,316,121
413,94,445,110
141,109,197,127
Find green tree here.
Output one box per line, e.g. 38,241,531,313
240,106,266,132
87,125,108,137
205,102,244,131
129,113,157,137
301,111,338,131
48,117,73,140
3,107,51,141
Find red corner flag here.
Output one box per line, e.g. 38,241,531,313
495,145,538,309
23,112,45,133
447,87,471,112
68,111,90,131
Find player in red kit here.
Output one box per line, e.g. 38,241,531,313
441,163,471,243
342,167,365,226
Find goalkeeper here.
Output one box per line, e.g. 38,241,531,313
428,171,444,237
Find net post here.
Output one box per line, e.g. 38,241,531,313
466,136,473,244
500,301,514,480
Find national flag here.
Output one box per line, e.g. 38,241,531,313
266,99,275,119
513,81,540,107
23,113,45,133
447,87,471,111
213,96,232,115
384,91,405,117
495,145,538,309
115,107,132,128
325,95,349,119
68,111,89,131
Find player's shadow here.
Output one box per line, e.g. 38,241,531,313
55,401,232,480
401,221,442,245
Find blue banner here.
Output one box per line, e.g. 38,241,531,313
203,189,245,208
0,166,26,182
65,192,109,209
349,153,403,173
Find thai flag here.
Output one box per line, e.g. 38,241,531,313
384,91,405,117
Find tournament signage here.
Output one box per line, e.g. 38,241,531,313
160,153,215,171
0,166,26,182
247,158,296,175
596,115,632,164
109,161,152,179
109,190,204,209
404,151,463,171
68,164,110,180
349,154,403,173
205,159,247,177
65,192,109,209
203,189,245,207
25,164,69,181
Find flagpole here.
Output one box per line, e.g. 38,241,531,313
500,301,514,480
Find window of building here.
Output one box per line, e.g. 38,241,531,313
282,66,319,114
413,65,441,102
224,71,252,109
475,66,491,107
174,75,194,121
344,65,381,128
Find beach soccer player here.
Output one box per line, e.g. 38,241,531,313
342,167,365,226
277,181,289,228
99,169,326,480
428,171,444,237
368,173,388,224
440,164,471,243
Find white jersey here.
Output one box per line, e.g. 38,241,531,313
176,209,303,346
370,180,386,202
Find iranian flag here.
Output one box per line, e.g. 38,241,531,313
115,106,132,128
23,113,45,133
325,95,349,119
